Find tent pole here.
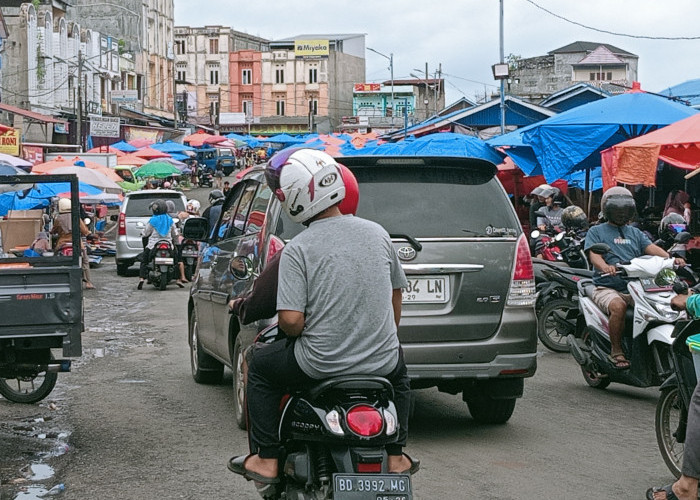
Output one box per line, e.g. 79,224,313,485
584,168,591,215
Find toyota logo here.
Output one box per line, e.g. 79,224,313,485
397,246,417,261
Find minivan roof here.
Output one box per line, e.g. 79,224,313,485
125,189,185,197
337,156,498,177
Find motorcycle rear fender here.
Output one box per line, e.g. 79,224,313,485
646,323,675,345
659,372,679,392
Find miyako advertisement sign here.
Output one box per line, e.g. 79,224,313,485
294,39,329,58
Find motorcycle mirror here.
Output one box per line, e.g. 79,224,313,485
588,243,610,255
554,232,565,242
182,217,209,241
654,268,678,287
534,209,546,217
83,217,92,226
230,255,254,280
530,230,541,239
675,231,692,244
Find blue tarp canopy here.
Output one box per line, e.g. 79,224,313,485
488,92,698,183
266,133,305,144
151,141,195,153
110,140,139,152
0,181,103,216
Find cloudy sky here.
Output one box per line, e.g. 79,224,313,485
174,0,699,105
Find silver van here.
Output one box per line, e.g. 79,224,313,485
115,189,187,276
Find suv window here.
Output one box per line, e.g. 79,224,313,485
218,148,234,156
246,185,272,234
218,182,258,239
125,194,185,217
353,167,520,238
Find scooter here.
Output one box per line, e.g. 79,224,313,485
180,238,199,281
530,228,589,269
199,169,214,188
236,326,414,500
147,239,178,290
568,245,683,389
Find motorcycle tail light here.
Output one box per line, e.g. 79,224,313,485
357,462,382,473
346,405,383,437
157,242,170,250
118,212,126,236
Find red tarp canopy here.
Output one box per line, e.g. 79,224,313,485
601,111,700,190
497,157,568,198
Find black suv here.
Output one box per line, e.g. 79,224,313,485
185,156,537,428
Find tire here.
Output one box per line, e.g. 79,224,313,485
0,353,58,404
116,261,129,276
579,330,611,389
184,264,194,282
656,386,684,479
158,272,167,291
465,394,516,424
189,311,223,384
537,298,577,353
232,335,247,430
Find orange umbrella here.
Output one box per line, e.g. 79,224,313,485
133,147,171,159
31,156,72,173
117,154,149,166
87,145,125,156
33,156,123,183
185,132,227,147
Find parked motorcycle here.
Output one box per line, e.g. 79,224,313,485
147,240,178,290
568,246,683,390
180,238,199,282
531,228,589,269
199,169,214,188
238,326,414,500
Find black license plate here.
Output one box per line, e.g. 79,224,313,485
333,474,412,500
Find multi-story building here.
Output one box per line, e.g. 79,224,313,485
348,83,416,134
507,41,638,101
173,25,268,129
256,34,365,134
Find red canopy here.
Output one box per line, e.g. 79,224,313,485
184,131,228,147
87,145,125,156
133,147,171,159
601,112,700,190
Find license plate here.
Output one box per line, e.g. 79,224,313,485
402,276,449,304
333,474,412,500
181,250,198,257
155,258,173,265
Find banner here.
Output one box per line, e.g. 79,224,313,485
123,126,164,144
22,145,42,165
354,83,381,92
294,39,329,58
89,116,120,138
0,129,20,155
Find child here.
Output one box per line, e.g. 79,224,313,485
30,232,52,255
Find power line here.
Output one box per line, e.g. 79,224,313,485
523,0,700,40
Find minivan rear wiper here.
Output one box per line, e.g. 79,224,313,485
390,233,423,252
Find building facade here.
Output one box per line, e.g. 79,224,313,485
508,41,639,101
173,25,268,129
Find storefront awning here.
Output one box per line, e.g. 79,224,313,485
0,103,66,125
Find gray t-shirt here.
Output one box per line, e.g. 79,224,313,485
277,214,408,379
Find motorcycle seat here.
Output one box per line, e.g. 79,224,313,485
304,375,394,400
558,267,594,279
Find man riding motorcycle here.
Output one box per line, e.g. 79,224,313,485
228,148,418,486
583,187,684,370
201,189,225,234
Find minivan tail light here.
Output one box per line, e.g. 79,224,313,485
118,212,126,236
267,235,285,260
507,234,536,307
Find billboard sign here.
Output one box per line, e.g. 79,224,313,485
0,128,20,156
219,112,246,125
354,83,381,92
294,39,329,58
89,115,120,138
110,90,139,103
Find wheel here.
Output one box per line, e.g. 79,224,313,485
537,298,577,352
232,335,247,430
116,261,129,276
0,354,58,404
464,393,516,424
579,330,611,389
158,273,167,291
184,264,194,282
656,386,684,478
189,311,223,384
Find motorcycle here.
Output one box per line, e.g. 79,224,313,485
199,169,214,188
238,326,414,500
654,276,699,478
535,264,594,352
530,228,589,269
147,239,178,290
180,238,199,281
568,246,684,390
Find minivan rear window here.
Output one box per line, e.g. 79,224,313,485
125,194,185,217
353,166,520,238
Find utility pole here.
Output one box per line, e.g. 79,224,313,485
77,50,83,151
499,0,506,134
172,61,177,130
424,62,429,122
434,63,442,116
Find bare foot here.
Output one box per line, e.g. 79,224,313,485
244,455,278,479
388,454,412,473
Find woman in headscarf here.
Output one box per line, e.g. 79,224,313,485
664,189,691,224
137,199,183,290
52,198,95,290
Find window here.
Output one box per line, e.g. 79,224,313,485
176,63,186,83
246,185,271,234
217,182,259,239
209,38,218,54
607,72,613,80
209,65,219,85
310,99,318,115
276,100,285,116
308,67,318,84
242,100,253,116
242,69,252,85
589,72,595,81
275,67,284,84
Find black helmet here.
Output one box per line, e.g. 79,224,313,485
552,193,566,206
659,213,687,238
150,199,167,215
601,187,636,226
209,189,225,204
561,205,588,230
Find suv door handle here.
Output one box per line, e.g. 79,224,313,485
402,264,483,274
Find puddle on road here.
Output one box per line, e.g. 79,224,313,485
25,464,53,481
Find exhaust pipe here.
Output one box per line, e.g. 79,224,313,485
567,335,589,366
46,360,72,373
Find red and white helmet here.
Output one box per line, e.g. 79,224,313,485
265,148,345,224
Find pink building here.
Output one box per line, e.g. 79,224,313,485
229,50,264,119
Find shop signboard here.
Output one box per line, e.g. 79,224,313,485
294,39,329,58
89,115,120,138
354,83,381,92
110,90,139,103
0,129,20,156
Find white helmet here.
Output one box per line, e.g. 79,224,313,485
186,199,200,214
58,198,72,213
265,148,345,224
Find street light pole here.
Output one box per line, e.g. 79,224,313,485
499,0,506,134
367,47,394,113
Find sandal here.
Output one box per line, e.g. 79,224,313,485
646,484,679,500
393,452,420,475
227,455,279,484
608,352,631,370
176,280,185,288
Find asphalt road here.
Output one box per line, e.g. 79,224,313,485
0,190,676,499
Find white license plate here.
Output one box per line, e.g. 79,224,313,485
334,474,411,499
155,258,173,265
402,276,449,304
181,250,198,257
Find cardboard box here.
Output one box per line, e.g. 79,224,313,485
0,218,42,252
7,209,43,219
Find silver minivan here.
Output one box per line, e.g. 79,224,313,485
115,189,187,276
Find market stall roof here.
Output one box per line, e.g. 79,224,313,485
601,112,700,189
116,154,149,166
87,145,125,156
487,87,698,183
110,140,139,152
0,103,65,125
658,79,700,109
133,147,171,159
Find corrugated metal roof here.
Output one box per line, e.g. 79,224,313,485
549,41,636,57
574,45,624,65
0,103,65,124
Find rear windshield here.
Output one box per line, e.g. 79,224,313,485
125,194,185,217
276,166,520,240
354,166,520,238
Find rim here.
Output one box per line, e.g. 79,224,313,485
542,304,575,348
581,330,608,384
659,388,684,475
0,373,49,397
234,343,245,417
190,318,199,375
